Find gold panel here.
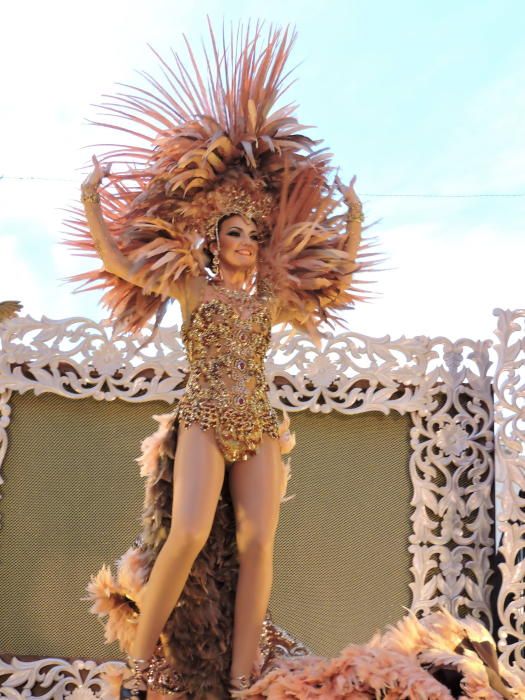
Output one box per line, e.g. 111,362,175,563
0,391,167,659
0,393,412,660
271,410,412,655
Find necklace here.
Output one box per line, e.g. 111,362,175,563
210,278,257,302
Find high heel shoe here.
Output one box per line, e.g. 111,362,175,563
229,673,252,698
119,656,150,700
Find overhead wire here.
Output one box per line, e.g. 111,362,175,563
1,175,524,199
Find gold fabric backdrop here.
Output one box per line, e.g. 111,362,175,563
0,391,412,660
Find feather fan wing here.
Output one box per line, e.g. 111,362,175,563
0,300,23,322
261,166,382,342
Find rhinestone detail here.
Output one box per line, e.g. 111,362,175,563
178,280,279,462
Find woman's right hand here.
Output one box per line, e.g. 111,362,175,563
81,154,111,192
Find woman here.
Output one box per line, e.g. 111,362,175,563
78,157,364,700
64,20,371,700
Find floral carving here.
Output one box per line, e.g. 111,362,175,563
435,419,471,456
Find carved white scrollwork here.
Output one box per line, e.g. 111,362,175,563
0,312,504,690
408,339,494,627
493,308,525,679
0,656,122,700
0,316,188,403
0,389,11,488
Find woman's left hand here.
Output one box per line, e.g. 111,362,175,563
335,174,362,207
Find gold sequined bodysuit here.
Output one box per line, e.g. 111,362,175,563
178,279,279,463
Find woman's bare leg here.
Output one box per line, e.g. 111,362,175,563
228,435,283,682
129,421,225,661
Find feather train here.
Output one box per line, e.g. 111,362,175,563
232,608,524,699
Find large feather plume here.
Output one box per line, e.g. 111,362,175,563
60,19,379,338
234,609,524,699
261,165,380,342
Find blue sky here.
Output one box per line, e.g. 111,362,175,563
1,0,524,341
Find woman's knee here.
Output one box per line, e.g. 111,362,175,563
165,518,212,555
236,524,276,559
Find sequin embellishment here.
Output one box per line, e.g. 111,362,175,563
178,281,279,463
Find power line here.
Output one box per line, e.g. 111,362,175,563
361,192,525,198
1,174,524,199
0,175,75,183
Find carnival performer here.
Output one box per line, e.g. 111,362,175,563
62,18,521,700
61,22,372,699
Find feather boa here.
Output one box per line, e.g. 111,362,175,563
232,609,524,699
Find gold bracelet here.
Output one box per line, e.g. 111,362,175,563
81,189,100,204
348,200,363,221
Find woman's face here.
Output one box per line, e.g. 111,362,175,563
214,214,259,271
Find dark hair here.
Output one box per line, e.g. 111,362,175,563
202,243,214,270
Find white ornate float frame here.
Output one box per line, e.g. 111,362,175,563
0,307,522,696
493,308,525,679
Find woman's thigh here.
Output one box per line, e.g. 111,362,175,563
169,420,225,534
228,434,282,544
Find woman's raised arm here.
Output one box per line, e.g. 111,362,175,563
334,174,365,263
80,155,197,301
80,156,140,280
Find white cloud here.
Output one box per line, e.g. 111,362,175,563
0,236,43,314
348,220,525,341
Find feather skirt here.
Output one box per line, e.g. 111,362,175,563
87,408,241,697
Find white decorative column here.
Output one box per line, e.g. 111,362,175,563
494,308,525,679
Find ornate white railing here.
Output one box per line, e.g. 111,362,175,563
493,308,525,677
0,308,522,693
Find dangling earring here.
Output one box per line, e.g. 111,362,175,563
212,249,221,277
211,229,222,279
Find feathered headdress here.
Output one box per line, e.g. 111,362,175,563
61,19,380,341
